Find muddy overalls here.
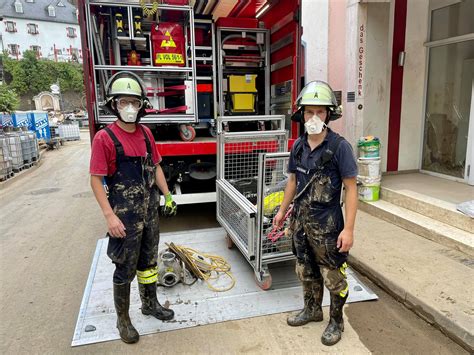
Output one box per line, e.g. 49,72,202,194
290,131,349,316
104,126,160,285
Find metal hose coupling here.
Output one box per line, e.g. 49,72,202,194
157,249,182,287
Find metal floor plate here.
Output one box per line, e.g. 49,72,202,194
72,228,377,347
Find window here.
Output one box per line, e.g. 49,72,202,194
31,45,41,57
48,5,55,17
5,21,17,33
8,44,20,56
71,48,79,62
57,1,65,7
66,27,76,38
26,0,34,3
14,1,23,13
430,1,474,41
27,23,39,35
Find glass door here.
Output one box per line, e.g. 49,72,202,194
422,0,474,180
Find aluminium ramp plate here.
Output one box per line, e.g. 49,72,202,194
72,228,377,346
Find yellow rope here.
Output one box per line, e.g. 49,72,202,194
170,244,236,292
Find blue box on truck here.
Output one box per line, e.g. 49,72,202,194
12,112,30,127
1,113,13,128
27,111,51,140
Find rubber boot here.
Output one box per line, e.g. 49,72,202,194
139,282,175,321
287,280,324,326
113,283,139,344
321,292,348,346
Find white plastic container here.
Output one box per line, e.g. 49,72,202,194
357,158,381,179
58,123,80,141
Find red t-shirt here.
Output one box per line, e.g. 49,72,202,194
90,122,162,176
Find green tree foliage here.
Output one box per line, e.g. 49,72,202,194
0,85,20,113
1,50,84,96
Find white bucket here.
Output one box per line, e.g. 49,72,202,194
357,158,381,179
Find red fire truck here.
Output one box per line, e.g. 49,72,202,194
78,0,303,204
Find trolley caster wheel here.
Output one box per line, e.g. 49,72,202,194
255,272,272,290
209,125,217,137
225,234,235,249
179,124,196,142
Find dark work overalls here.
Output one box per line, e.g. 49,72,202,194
291,130,349,296
104,126,160,285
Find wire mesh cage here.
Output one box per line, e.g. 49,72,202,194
256,153,293,265
5,133,24,171
216,179,255,255
216,115,295,289
0,135,13,179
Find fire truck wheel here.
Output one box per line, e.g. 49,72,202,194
179,125,196,142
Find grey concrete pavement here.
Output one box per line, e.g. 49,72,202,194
350,211,474,351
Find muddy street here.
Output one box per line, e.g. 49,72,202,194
0,132,467,354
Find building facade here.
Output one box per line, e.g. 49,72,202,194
0,0,82,62
303,0,473,185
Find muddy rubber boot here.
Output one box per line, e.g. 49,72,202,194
113,283,139,344
139,282,174,321
321,292,348,346
287,280,324,326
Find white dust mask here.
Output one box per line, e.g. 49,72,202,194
118,104,138,123
304,115,327,135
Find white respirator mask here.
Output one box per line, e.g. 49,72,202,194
304,115,327,135
118,104,139,123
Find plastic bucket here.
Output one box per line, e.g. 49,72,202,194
358,137,380,159
357,176,381,202
357,158,381,178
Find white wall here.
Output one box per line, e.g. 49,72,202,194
363,2,391,172
1,18,82,62
398,0,429,171
302,0,329,82
344,1,364,148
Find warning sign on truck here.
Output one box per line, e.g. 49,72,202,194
152,23,185,66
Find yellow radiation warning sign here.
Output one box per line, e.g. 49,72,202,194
161,31,176,48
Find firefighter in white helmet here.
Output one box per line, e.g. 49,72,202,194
274,81,358,346
90,71,177,344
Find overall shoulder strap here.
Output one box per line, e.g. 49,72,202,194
310,134,344,174
293,137,305,164
139,125,152,155
104,126,125,156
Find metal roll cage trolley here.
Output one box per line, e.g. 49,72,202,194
216,115,295,290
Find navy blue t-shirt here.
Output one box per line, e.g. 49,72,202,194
288,129,358,195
